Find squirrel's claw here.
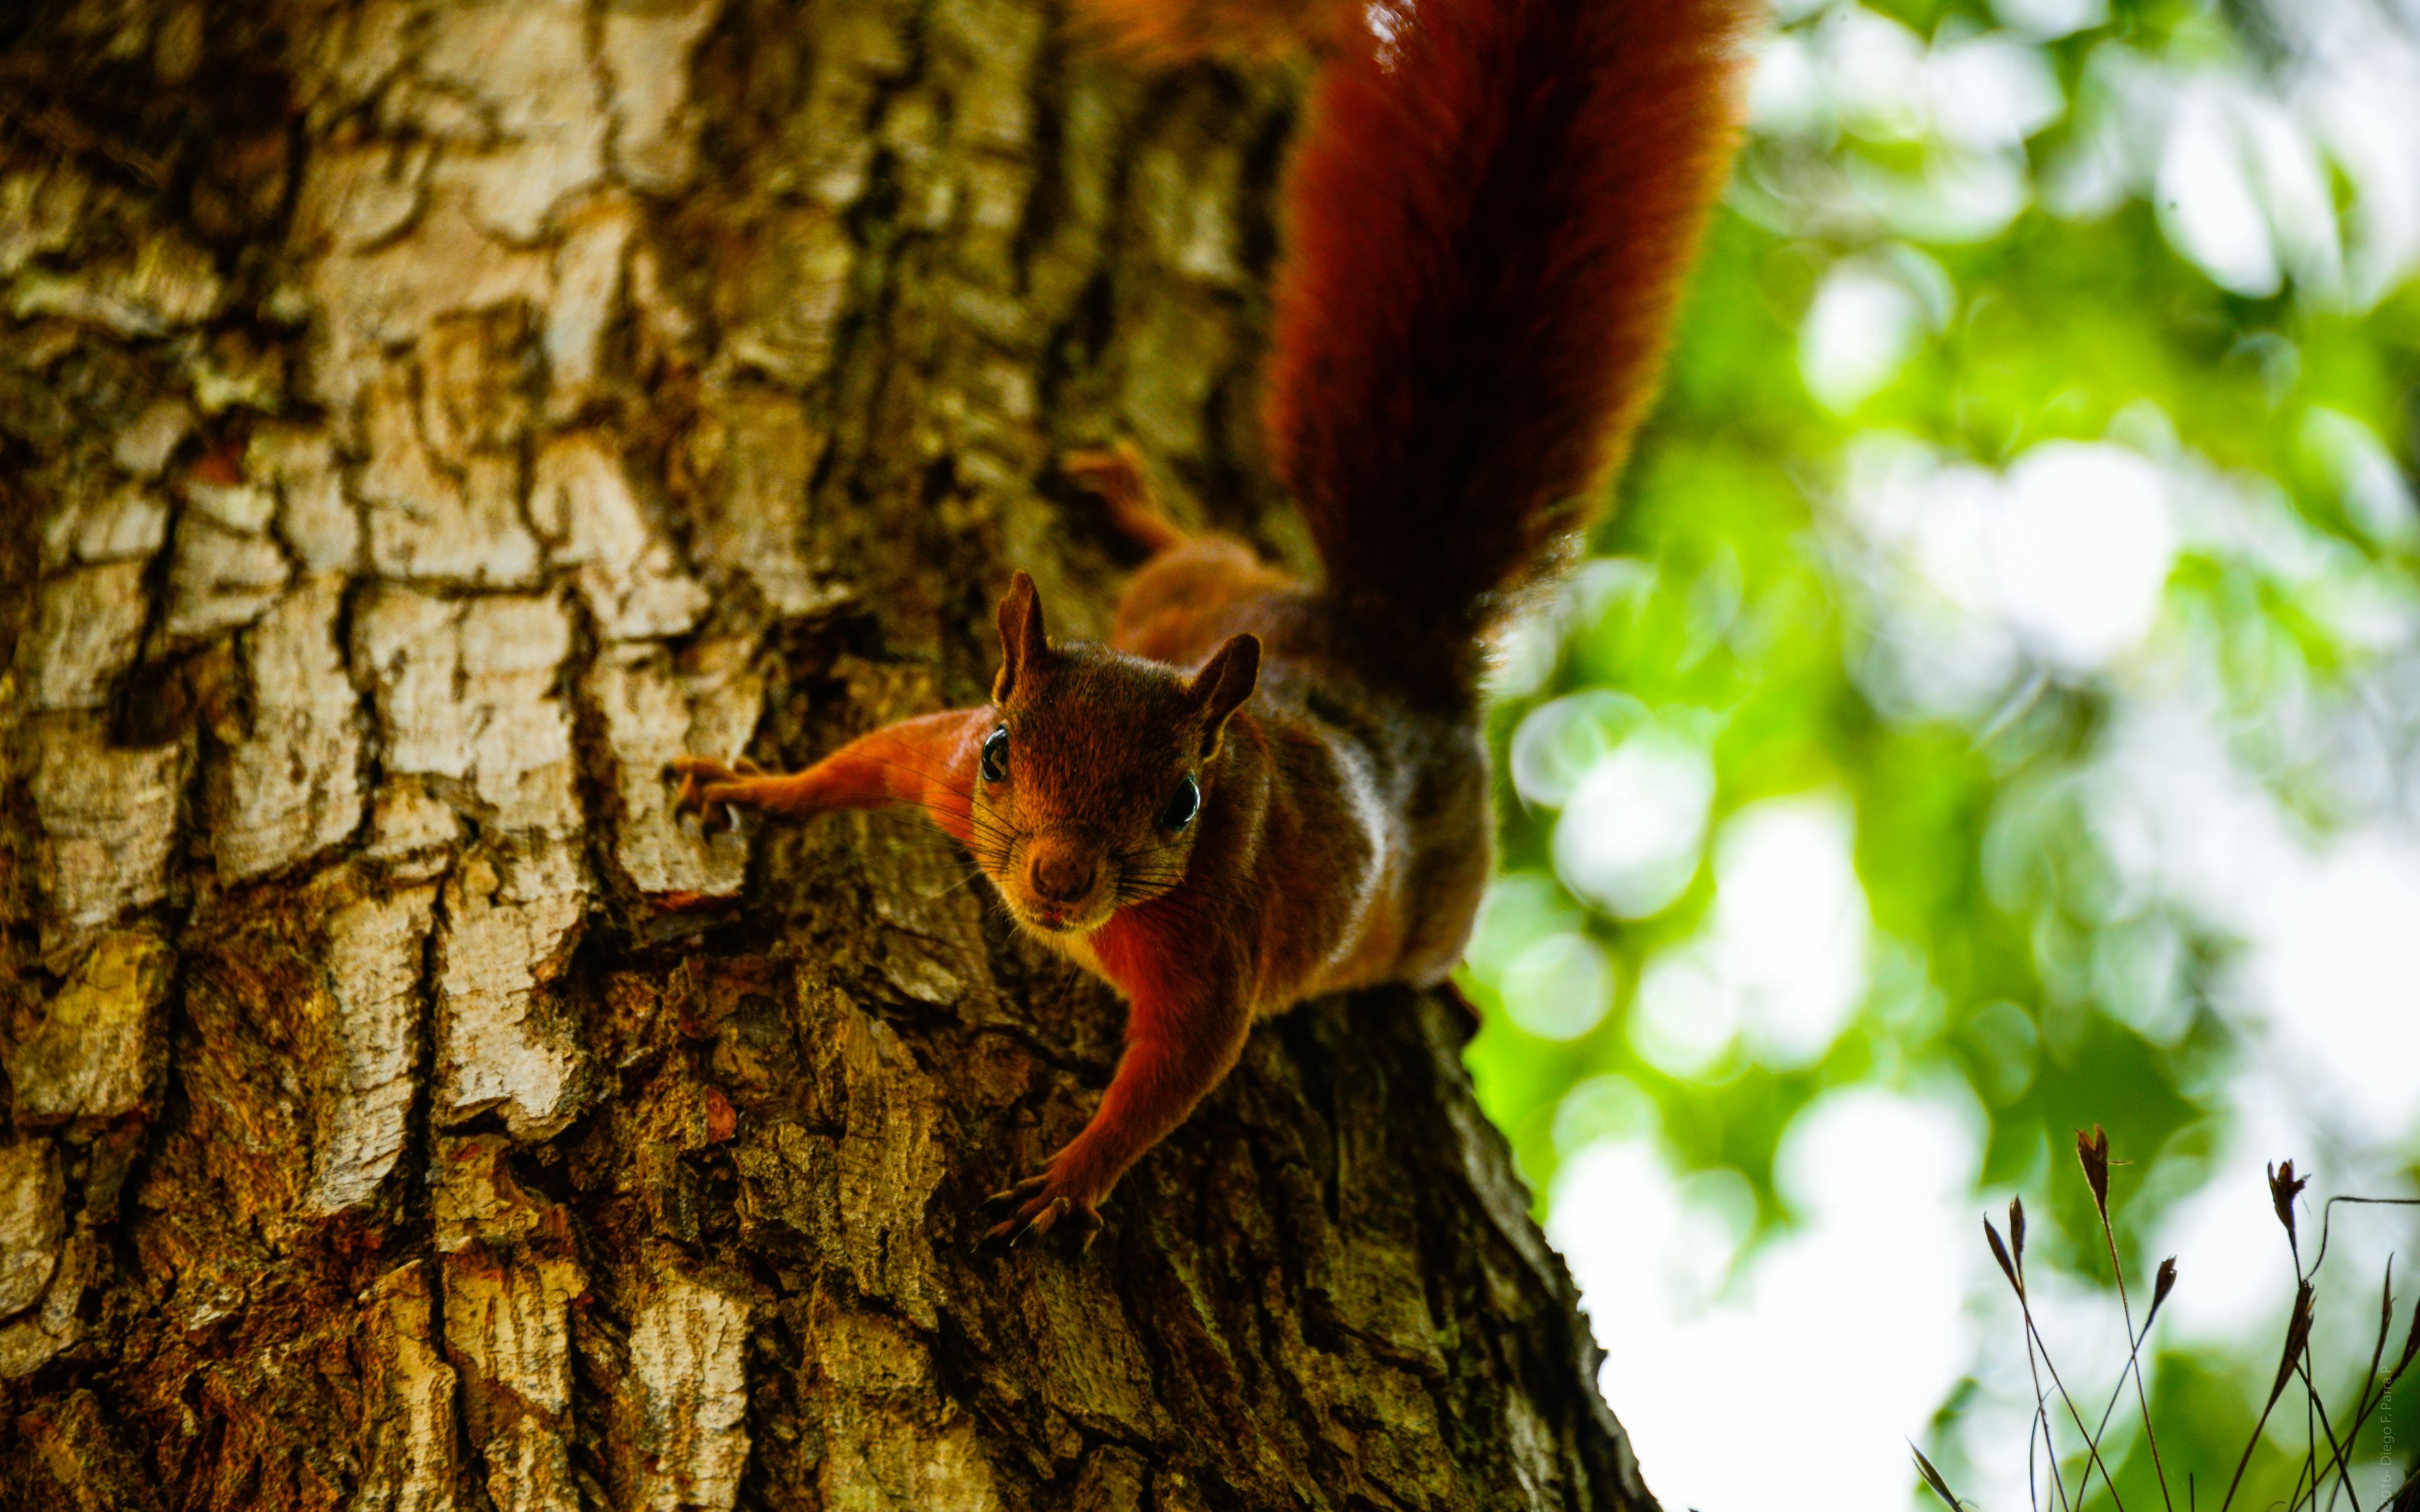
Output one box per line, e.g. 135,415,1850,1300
985,1196,1068,1247
669,755,754,833
982,1174,1049,1211
979,1174,1103,1252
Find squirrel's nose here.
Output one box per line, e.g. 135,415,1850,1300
1027,842,1098,904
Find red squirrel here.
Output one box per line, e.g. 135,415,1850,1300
672,0,1755,1249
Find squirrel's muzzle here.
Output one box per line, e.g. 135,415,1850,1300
1025,833,1101,905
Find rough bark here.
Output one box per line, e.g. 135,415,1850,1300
0,2,1657,1508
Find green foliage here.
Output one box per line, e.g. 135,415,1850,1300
1462,1,2420,1504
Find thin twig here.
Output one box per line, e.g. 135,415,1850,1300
2029,1409,2048,1512
2307,1200,2420,1283
2287,1353,2359,1512
2317,1257,2397,1512
2081,1310,2169,1508
2026,1313,2131,1512
1994,1213,2075,1512
2222,1281,2317,1512
2309,1261,2419,1512
2084,1143,2176,1512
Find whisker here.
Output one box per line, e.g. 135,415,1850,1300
928,866,997,900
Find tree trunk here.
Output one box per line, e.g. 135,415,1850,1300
0,2,1657,1508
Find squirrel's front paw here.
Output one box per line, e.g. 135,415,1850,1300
669,755,766,832
981,1169,1105,1254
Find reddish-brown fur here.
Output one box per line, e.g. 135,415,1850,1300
1270,0,1757,694
671,0,1754,1250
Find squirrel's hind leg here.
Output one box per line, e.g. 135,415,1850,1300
1063,442,1303,665
1063,441,1188,556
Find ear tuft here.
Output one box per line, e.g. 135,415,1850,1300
1187,633,1261,757
993,570,1051,704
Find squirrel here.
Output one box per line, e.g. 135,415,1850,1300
672,0,1756,1250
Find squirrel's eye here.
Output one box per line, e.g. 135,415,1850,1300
980,726,1010,784
1160,774,1200,831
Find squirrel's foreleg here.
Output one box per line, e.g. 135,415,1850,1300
671,707,991,845
985,961,1254,1250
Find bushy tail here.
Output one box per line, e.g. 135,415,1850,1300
1267,0,1755,679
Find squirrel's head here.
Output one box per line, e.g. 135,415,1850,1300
969,571,1260,937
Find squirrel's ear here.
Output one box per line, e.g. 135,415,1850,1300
1186,633,1261,758
993,570,1051,704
